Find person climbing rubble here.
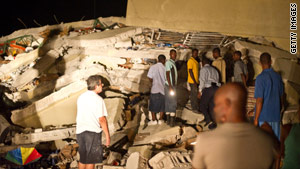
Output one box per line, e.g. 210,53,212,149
165,49,178,127
76,75,110,169
147,55,166,125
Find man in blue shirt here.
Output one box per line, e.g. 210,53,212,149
254,52,284,140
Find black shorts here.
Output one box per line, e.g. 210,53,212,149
149,93,165,113
76,131,103,164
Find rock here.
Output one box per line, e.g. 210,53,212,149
180,108,204,125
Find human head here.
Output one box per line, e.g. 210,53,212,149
192,48,199,58
212,47,221,59
214,82,248,123
87,75,103,93
170,49,177,61
201,56,210,67
260,52,272,69
233,51,242,61
158,54,166,64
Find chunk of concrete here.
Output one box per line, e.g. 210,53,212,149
12,126,76,145
128,145,153,159
104,98,126,132
149,151,192,169
181,127,197,142
0,49,39,80
134,126,181,146
125,152,147,169
180,108,204,125
282,105,300,125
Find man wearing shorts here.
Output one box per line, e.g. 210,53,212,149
76,75,110,169
147,54,166,125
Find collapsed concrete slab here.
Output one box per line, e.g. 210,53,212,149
12,50,60,89
70,27,142,48
11,81,87,127
0,49,39,80
134,126,181,146
12,126,76,145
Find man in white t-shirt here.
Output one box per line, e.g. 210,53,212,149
76,75,110,169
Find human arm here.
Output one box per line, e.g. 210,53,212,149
197,68,207,99
189,69,198,85
166,71,173,91
254,76,264,126
99,116,110,146
241,73,247,88
254,97,263,126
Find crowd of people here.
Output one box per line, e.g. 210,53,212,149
146,47,299,169
74,48,299,169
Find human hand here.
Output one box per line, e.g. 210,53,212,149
197,91,202,99
254,119,258,126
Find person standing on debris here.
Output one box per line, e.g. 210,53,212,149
76,75,110,169
198,57,220,129
165,49,178,127
147,54,166,125
212,47,226,84
233,51,248,87
254,52,284,140
187,49,200,112
193,83,277,169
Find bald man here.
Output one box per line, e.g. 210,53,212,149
192,83,277,169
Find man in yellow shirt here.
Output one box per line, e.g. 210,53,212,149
212,48,226,84
187,49,200,112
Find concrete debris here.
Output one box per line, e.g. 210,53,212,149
0,16,299,168
282,105,300,125
125,152,148,169
134,126,181,146
149,151,192,169
180,108,205,125
181,127,198,142
12,126,76,145
128,145,153,159
0,115,10,143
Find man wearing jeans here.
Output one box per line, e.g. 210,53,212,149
76,75,110,169
254,52,284,140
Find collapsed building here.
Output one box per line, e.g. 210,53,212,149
0,13,299,168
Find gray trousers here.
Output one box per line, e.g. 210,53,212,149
189,83,199,110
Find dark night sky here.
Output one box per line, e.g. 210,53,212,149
1,0,127,37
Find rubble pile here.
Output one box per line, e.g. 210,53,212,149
0,17,299,168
